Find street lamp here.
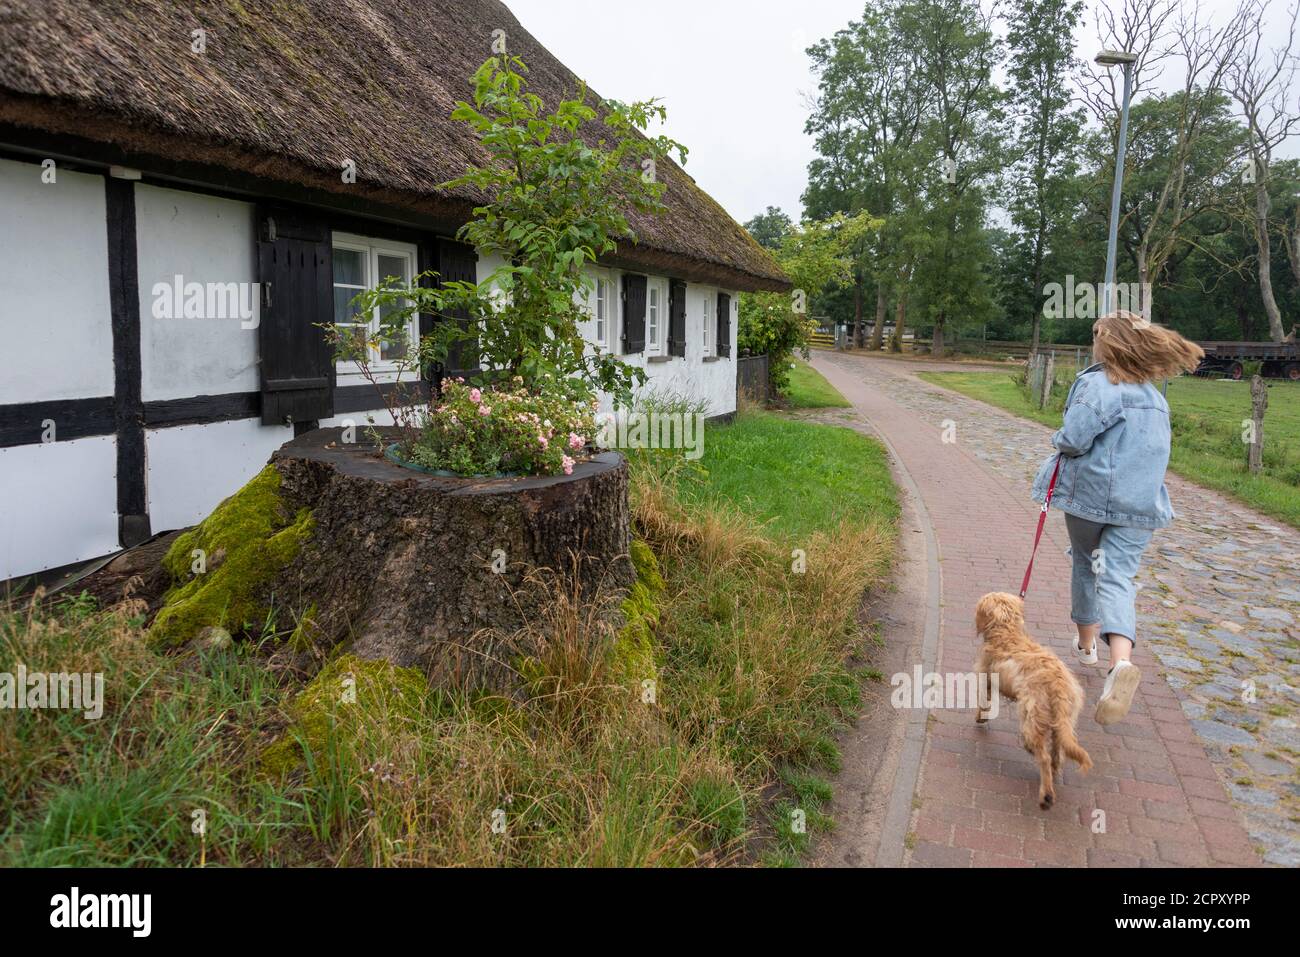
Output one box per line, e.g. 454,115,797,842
1096,50,1138,319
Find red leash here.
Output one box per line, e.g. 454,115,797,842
1020,455,1061,599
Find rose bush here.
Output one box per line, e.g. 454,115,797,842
395,378,596,477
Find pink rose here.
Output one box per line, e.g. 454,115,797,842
561,455,574,476
568,433,584,451
478,404,491,416
469,388,482,403
537,435,549,449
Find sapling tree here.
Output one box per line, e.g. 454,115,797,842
738,210,881,394
327,52,687,415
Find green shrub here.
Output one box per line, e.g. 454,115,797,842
398,378,596,477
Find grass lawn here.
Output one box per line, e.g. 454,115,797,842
676,408,896,542
784,357,851,410
919,369,1300,528
1,410,898,867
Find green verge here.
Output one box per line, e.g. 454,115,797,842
919,370,1300,530
784,357,851,409
677,408,898,542
0,410,899,867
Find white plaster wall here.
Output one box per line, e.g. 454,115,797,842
135,185,259,401
0,436,119,579
0,159,114,404
573,265,738,418
145,418,291,533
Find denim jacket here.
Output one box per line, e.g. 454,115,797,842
1031,363,1174,529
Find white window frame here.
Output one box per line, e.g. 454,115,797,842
701,287,714,357
587,269,617,354
332,232,418,372
647,277,668,355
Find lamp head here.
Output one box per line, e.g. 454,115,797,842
1095,50,1138,66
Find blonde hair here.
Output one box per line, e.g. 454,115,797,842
1092,311,1204,384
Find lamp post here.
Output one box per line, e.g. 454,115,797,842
1095,50,1138,319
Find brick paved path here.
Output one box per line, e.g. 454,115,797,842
812,352,1294,867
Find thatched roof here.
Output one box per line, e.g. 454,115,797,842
0,0,788,292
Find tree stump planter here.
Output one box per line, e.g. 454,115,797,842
152,427,634,694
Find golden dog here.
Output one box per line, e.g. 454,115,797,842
974,592,1092,809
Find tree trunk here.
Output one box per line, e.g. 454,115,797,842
931,314,946,357
1287,205,1300,287
1253,178,1286,342
869,284,887,351
853,277,865,349
890,293,907,352
149,428,635,694
1135,246,1150,321
1030,216,1046,356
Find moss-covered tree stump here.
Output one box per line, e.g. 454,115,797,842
149,428,634,692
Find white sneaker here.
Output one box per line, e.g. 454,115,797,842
1073,637,1099,665
1095,660,1141,726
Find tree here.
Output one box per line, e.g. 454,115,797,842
1089,91,1248,322
743,206,794,250
804,0,928,349
897,0,1005,355
1083,0,1247,318
1005,0,1085,355
328,54,685,411
738,211,881,393
1226,0,1300,341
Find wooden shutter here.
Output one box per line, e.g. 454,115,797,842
257,208,334,426
622,274,647,354
668,279,687,358
717,292,732,358
436,238,480,382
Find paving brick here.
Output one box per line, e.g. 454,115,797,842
813,354,1270,869
910,841,973,867
953,825,1022,857
1088,848,1143,867
1023,839,1087,866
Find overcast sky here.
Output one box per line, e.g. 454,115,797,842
506,0,1298,227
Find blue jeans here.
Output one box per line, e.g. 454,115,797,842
1064,514,1153,646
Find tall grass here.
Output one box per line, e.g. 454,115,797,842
0,412,897,866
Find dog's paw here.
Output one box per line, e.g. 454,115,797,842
975,712,989,725
1039,793,1054,811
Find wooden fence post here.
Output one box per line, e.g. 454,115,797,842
1040,352,1055,409
1248,375,1267,474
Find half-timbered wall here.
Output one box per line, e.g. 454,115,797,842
0,155,739,580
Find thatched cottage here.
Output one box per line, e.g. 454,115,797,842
0,0,787,581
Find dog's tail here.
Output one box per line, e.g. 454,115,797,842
1058,724,1093,773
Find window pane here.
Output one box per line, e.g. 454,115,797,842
377,254,408,284
334,286,365,324
378,299,410,360
334,247,365,286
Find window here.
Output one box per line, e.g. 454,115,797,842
647,279,666,354
702,290,713,356
588,271,615,352
332,233,417,368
